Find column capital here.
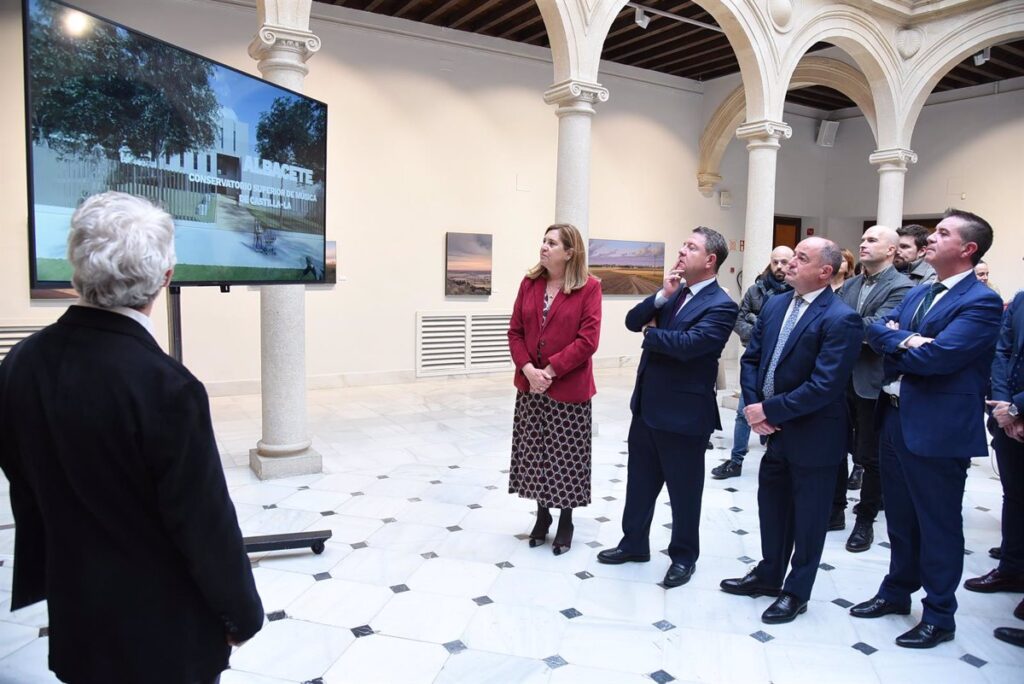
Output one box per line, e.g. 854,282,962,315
869,148,918,171
697,172,723,198
735,120,792,150
248,24,321,80
544,79,609,116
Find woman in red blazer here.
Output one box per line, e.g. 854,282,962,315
507,224,602,555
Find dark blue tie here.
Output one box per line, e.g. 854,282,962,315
911,282,946,330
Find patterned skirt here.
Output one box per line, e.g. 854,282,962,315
509,391,592,508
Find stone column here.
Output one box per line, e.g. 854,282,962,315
736,120,792,291
247,23,322,479
869,148,917,229
543,80,609,241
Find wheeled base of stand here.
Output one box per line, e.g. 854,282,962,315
243,530,333,555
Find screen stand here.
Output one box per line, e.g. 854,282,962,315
167,286,183,364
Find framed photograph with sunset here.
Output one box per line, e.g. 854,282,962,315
445,232,492,295
589,239,665,295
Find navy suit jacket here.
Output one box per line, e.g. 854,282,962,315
740,287,861,467
991,290,1024,412
627,280,738,435
866,273,1003,459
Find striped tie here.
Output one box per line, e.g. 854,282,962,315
763,296,805,399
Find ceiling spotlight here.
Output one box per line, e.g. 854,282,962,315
973,47,991,67
634,6,650,29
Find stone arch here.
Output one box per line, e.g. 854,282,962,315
899,6,1024,145
697,56,876,196
776,4,902,148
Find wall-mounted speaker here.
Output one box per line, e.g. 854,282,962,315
816,120,840,147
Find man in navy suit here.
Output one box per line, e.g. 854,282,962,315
719,237,861,623
966,289,1024,648
598,227,739,589
850,209,1002,648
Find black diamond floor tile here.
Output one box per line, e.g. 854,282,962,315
351,542,368,550
852,642,877,655
444,640,467,654
724,487,738,493
653,620,676,632
650,669,676,683
473,596,494,606
267,610,287,622
421,551,438,559
586,541,603,548
750,630,773,643
447,525,463,532
819,563,835,571
737,555,755,563
543,655,568,669
320,510,336,517
390,584,410,593
560,608,582,619
960,654,987,668
733,529,748,536
351,625,374,638
575,571,594,580
313,572,331,581
832,598,854,608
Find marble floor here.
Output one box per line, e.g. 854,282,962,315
0,367,1021,683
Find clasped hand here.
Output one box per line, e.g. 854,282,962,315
524,363,554,394
744,402,779,436
986,400,1024,442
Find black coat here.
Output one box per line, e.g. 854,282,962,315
0,306,263,684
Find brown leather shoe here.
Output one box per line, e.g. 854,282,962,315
963,569,1024,594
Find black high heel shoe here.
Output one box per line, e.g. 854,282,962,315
552,520,574,556
552,508,574,556
529,507,553,548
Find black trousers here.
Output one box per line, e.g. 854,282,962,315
833,387,882,522
993,421,1024,575
618,416,709,566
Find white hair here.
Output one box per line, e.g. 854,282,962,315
67,192,176,308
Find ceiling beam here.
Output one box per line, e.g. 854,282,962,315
422,0,465,24
476,1,534,34
450,0,504,30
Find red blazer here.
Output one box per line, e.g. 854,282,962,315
508,275,602,403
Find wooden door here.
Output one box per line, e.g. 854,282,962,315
773,217,802,249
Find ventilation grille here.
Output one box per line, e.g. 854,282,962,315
416,312,512,377
0,326,44,364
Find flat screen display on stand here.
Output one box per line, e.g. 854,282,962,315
23,0,328,288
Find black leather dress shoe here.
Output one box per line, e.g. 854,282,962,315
663,563,695,588
847,464,864,490
990,546,1003,560
711,460,742,479
994,627,1024,648
849,595,912,619
895,622,955,649
596,548,650,565
761,593,807,624
720,571,781,597
1015,598,1024,621
964,568,1024,593
828,509,846,531
845,520,874,553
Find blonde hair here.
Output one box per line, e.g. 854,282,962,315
526,224,590,293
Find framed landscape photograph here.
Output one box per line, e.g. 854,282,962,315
589,239,665,295
445,232,492,295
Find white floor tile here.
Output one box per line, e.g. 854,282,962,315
321,634,448,684
229,619,353,682
370,591,477,643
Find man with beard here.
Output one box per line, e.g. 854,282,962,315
895,224,937,286
712,245,794,480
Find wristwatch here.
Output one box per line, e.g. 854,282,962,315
1010,404,1020,418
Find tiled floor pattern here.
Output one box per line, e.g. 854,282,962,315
0,368,1021,683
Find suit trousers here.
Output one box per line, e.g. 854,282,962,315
753,441,835,601
619,416,709,566
993,423,1024,575
833,389,882,521
877,403,969,631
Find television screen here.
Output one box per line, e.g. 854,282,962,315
23,0,328,287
